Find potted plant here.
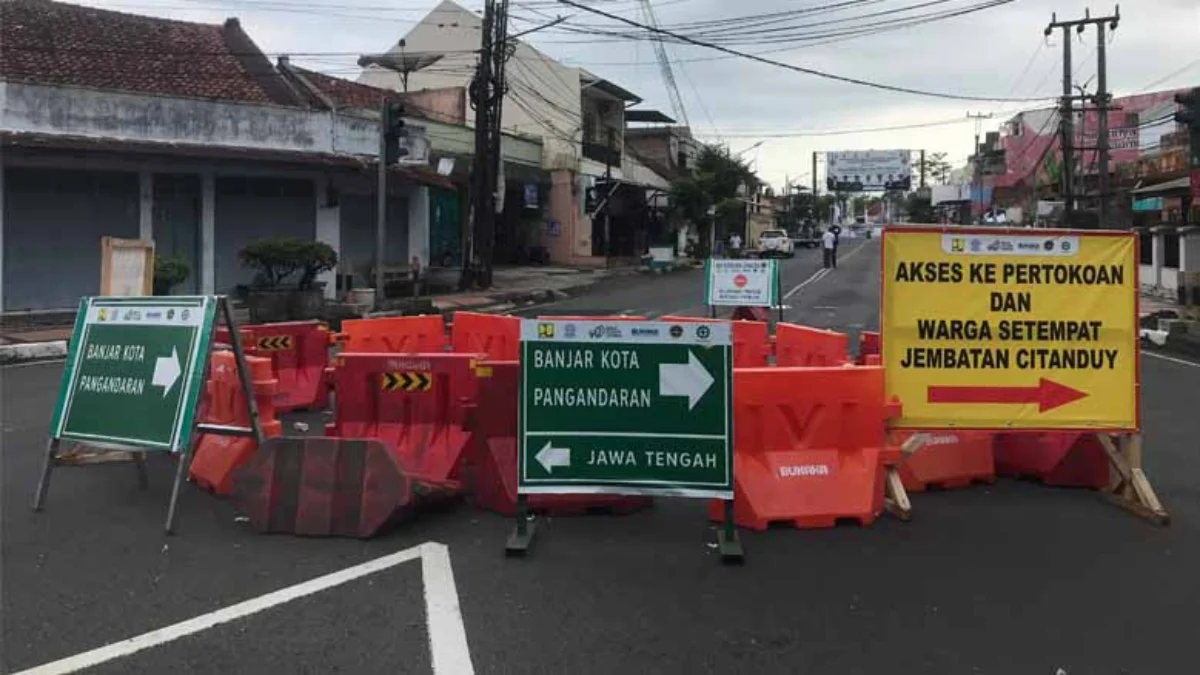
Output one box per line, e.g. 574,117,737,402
239,237,337,322
153,255,191,295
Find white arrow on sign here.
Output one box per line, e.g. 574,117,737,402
151,347,181,398
659,350,714,411
535,441,571,473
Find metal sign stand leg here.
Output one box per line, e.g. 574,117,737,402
717,499,743,563
505,495,536,556
31,438,61,512
165,296,262,534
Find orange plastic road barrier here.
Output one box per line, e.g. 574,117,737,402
229,321,332,412
461,361,651,516
708,365,898,529
774,322,851,367
993,432,1110,488
450,311,520,360
339,314,447,354
659,316,769,368
231,437,460,538
858,331,881,365
895,431,995,492
189,351,282,495
329,352,484,484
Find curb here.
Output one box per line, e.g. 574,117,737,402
0,340,68,365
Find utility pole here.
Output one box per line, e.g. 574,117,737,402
463,0,511,289
376,101,389,301
968,112,993,222
1047,7,1119,229
920,148,926,188
811,151,818,221
604,126,614,263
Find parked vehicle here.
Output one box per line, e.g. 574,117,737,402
791,222,821,249
757,229,795,258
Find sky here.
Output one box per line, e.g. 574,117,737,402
75,0,1200,189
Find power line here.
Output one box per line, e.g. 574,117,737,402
555,0,1049,103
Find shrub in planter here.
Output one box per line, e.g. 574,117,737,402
239,238,337,322
153,255,191,295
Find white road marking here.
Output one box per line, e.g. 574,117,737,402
783,240,870,300
15,542,474,675
1144,350,1200,369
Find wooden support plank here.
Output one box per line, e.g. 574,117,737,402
884,467,912,521
1096,433,1169,526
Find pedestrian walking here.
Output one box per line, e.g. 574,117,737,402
822,228,837,269
729,232,742,259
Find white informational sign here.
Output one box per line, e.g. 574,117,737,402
704,259,779,307
827,150,912,192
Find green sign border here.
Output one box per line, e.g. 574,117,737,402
517,320,734,499
49,296,217,453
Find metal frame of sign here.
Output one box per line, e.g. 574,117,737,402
33,295,264,534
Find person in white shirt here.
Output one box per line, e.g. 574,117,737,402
822,229,837,269
729,233,742,258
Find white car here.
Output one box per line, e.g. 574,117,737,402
757,230,795,258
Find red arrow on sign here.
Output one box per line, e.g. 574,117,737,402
926,378,1087,413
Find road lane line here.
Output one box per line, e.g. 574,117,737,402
16,542,473,675
1144,350,1200,369
782,241,870,300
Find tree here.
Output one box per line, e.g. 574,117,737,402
917,151,953,185
669,145,758,256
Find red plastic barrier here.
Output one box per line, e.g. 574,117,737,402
462,361,652,516
659,316,770,368
993,433,1110,488
231,436,460,538
895,431,995,492
858,331,881,365
329,352,484,484
450,311,520,360
225,321,332,412
774,322,851,367
189,351,282,495
340,314,446,354
708,365,898,529
537,315,647,321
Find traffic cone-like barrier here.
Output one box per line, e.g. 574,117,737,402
895,431,995,492
450,311,520,361
189,351,282,495
339,315,447,354
659,316,770,368
774,323,851,367
219,321,333,412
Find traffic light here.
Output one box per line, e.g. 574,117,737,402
381,101,408,165
1175,88,1200,167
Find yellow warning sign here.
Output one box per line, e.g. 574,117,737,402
381,371,432,392
881,228,1138,430
256,335,293,351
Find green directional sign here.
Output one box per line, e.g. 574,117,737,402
518,319,733,498
49,296,218,452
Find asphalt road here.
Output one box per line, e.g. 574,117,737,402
4,236,1200,674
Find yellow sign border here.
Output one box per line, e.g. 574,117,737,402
880,226,1140,431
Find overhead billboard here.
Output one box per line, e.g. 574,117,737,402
827,149,912,192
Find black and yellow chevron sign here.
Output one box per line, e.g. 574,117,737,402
256,335,294,351
381,371,432,392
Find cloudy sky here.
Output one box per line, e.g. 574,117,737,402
78,0,1199,188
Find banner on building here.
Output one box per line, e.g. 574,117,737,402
826,150,912,192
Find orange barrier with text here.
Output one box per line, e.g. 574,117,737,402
708,365,899,529
450,311,520,360
328,352,483,485
339,315,447,354
189,351,282,495
895,431,995,492
659,316,770,368
227,320,333,412
774,322,851,367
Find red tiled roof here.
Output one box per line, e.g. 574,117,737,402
287,66,402,111
0,0,301,105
